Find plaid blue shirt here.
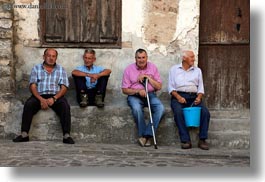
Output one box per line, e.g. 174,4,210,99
29,63,69,95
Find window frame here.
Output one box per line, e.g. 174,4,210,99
39,0,122,48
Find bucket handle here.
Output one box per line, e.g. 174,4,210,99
190,101,195,107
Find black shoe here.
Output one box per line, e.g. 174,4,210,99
13,135,29,143
63,137,75,144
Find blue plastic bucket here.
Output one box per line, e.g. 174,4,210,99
182,107,201,127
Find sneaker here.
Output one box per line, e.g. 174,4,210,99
138,137,146,147
13,135,29,143
95,94,104,108
63,136,75,144
198,139,209,150
80,93,88,107
144,138,152,147
181,141,192,149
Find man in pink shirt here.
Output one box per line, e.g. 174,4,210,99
121,48,165,147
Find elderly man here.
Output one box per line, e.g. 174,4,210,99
122,48,165,147
168,50,210,150
72,49,111,108
13,48,74,144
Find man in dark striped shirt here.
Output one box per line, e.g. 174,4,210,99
13,48,74,144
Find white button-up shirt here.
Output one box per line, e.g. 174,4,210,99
168,63,204,94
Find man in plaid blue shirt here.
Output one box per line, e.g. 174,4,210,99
13,48,75,144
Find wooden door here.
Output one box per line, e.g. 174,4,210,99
198,0,250,110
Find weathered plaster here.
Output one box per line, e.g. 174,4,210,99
12,0,200,93
13,0,39,41
143,0,178,54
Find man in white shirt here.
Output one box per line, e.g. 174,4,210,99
168,50,210,150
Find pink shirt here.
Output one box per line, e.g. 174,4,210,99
121,62,162,92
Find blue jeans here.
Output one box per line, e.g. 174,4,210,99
127,93,165,137
170,93,210,142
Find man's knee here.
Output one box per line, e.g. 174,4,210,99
132,105,142,113
156,104,165,115
201,106,210,117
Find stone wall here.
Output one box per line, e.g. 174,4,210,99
0,0,201,141
0,0,14,94
12,0,200,93
0,0,15,137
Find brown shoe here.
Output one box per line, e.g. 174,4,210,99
144,138,152,147
138,137,147,147
95,94,104,108
181,141,192,149
80,93,88,107
198,140,209,150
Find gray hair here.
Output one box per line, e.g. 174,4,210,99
181,50,193,59
84,49,96,55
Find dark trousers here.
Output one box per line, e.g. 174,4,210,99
170,93,210,143
72,75,110,106
21,95,71,136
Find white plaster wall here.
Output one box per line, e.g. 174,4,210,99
174,0,200,55
122,0,145,38
13,0,200,93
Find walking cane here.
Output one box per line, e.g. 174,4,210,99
143,77,158,149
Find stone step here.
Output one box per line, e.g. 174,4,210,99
208,118,250,131
3,99,250,149
208,131,250,149
206,109,250,119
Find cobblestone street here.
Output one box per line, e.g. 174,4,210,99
0,140,249,167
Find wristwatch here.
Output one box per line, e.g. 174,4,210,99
52,96,57,102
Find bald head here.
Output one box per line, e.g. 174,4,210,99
44,48,58,57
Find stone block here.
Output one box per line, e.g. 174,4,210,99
0,77,15,92
0,11,12,18
0,39,12,49
0,19,12,29
0,58,10,66
0,49,11,59
0,29,12,39
0,99,10,113
0,65,11,77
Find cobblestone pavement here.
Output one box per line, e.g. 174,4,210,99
0,140,249,167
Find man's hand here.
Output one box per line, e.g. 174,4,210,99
138,74,148,83
40,98,49,110
89,74,100,83
47,98,55,107
138,89,147,97
177,96,187,104
194,97,201,105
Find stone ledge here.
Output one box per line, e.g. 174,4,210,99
1,89,250,149
1,94,250,149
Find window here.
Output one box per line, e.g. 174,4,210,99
40,0,121,48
